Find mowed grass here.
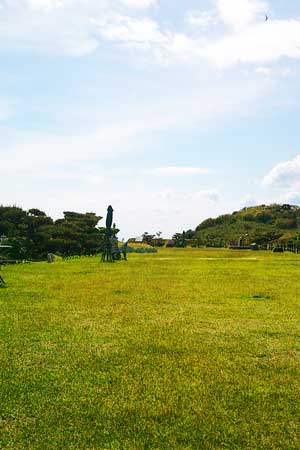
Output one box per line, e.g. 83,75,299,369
1,248,300,450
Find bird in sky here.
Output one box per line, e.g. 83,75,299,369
265,15,269,21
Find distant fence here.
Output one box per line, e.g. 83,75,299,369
229,244,300,253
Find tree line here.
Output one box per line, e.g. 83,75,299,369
0,206,104,260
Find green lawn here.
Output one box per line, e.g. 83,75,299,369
1,248,300,449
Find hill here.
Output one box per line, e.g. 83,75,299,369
195,204,300,246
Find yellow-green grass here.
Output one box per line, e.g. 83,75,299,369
1,248,300,450
125,242,154,249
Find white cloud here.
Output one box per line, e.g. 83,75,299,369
0,123,143,174
263,155,300,187
0,0,299,71
155,188,220,203
120,0,157,9
255,66,272,75
91,15,167,45
193,189,220,203
199,20,300,68
0,1,101,55
145,167,213,176
255,66,294,77
92,12,300,69
26,0,67,11
280,191,300,205
185,10,218,27
186,0,268,30
26,0,157,10
0,0,159,56
216,0,269,29
92,14,200,61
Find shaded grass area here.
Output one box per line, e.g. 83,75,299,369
1,248,300,449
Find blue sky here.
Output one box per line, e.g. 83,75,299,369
1,0,300,238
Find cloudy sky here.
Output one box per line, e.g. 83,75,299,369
1,0,300,238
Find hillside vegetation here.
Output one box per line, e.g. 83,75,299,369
195,204,300,246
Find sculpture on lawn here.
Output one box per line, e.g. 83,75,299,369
101,206,114,262
101,206,128,263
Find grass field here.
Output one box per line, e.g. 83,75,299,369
1,248,300,450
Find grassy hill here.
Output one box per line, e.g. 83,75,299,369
196,204,300,246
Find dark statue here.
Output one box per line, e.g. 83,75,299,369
101,205,113,262
101,206,127,263
106,205,114,229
